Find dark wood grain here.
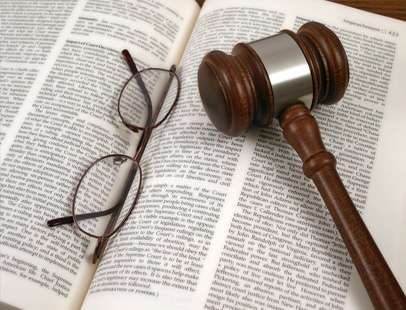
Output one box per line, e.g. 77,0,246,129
289,22,350,106
196,0,205,7
198,49,257,136
330,0,406,21
196,0,406,21
280,104,406,310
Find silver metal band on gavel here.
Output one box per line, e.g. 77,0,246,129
248,32,313,116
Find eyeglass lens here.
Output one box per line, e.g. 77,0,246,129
118,68,179,130
72,154,141,238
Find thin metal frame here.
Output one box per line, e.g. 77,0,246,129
47,49,181,263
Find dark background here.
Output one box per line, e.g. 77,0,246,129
196,0,406,21
331,0,406,21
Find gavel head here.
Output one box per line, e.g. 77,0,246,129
198,22,350,136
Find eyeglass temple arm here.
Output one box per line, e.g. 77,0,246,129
92,169,143,262
134,64,177,160
122,49,153,126
93,209,121,263
151,65,177,127
122,49,151,106
94,57,177,262
121,50,178,135
122,49,139,74
47,51,138,229
47,203,121,227
94,60,177,263
122,49,153,158
48,52,147,229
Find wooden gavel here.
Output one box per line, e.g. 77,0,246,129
197,22,406,310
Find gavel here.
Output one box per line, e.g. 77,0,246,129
197,22,406,310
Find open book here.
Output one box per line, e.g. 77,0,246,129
1,0,406,309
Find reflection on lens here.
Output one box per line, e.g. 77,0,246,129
73,154,141,238
118,68,179,130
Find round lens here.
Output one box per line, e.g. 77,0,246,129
72,154,142,238
118,68,179,130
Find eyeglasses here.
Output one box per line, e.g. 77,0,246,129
47,50,181,263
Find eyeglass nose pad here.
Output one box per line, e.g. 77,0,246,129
129,126,139,133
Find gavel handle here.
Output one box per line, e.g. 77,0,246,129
279,104,406,310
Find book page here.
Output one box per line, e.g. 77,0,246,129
81,2,287,310
82,0,406,309
192,1,406,310
0,0,199,309
0,1,79,146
